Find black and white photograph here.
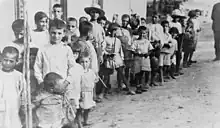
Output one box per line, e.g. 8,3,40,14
0,0,219,127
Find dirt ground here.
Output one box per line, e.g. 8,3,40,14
86,23,220,128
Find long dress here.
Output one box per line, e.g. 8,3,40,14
0,70,24,128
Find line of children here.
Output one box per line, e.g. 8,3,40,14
0,2,203,127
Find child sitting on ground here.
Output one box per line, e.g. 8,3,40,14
78,51,99,127
0,46,24,128
131,26,154,94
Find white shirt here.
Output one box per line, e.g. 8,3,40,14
30,30,50,49
34,42,75,84
170,22,183,34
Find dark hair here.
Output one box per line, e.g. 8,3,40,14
121,14,130,20
79,16,88,23
53,4,62,9
161,20,169,27
2,46,19,59
138,26,147,33
49,18,66,31
98,16,107,22
34,11,48,23
79,50,90,61
67,17,77,22
107,23,120,36
141,17,146,22
30,48,39,56
169,27,179,35
12,19,24,33
79,21,93,36
69,41,81,53
43,72,63,91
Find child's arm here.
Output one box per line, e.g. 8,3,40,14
66,47,76,86
34,49,44,85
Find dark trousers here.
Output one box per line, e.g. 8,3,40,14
176,34,184,72
214,31,220,59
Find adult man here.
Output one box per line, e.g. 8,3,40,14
84,3,105,64
211,2,220,61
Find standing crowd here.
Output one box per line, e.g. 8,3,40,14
0,3,202,128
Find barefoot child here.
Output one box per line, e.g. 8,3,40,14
131,26,154,94
79,51,99,127
32,72,72,128
103,23,135,95
0,46,24,128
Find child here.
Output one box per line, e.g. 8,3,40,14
32,72,70,128
52,4,64,21
78,51,99,127
131,26,154,94
103,23,135,95
34,19,75,94
0,46,24,128
159,20,173,85
168,27,179,79
31,11,50,49
182,19,196,68
30,48,39,97
97,16,107,28
63,17,80,44
146,13,164,87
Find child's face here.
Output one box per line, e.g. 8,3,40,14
49,27,65,44
67,21,77,32
72,52,79,60
152,15,159,24
80,57,90,70
139,30,148,39
14,30,24,39
88,30,94,40
171,32,178,38
36,17,48,31
163,23,170,33
53,7,63,19
30,55,36,68
99,20,106,28
141,20,146,26
122,17,129,28
174,17,180,22
2,53,17,72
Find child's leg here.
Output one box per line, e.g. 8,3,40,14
75,109,83,128
135,71,144,94
82,109,90,125
116,67,135,95
151,70,159,86
169,63,176,79
183,51,190,68
189,51,196,63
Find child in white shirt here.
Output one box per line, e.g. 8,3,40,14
0,46,24,128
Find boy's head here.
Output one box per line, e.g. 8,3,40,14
12,19,24,39
169,27,179,38
53,4,63,20
140,17,147,26
108,23,121,37
1,46,19,72
67,17,78,32
152,12,160,24
49,19,66,44
69,42,81,61
98,16,107,28
30,48,39,68
43,72,64,94
138,26,149,39
79,21,93,38
121,14,130,28
34,11,48,31
161,20,170,33
79,51,91,70
79,16,88,23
